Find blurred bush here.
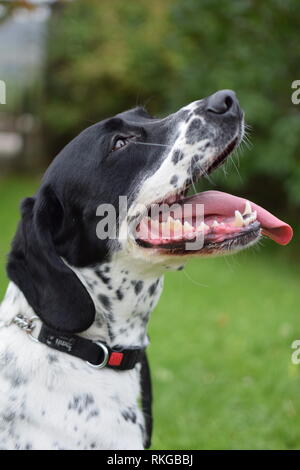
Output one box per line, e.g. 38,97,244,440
43,0,300,217
43,0,174,154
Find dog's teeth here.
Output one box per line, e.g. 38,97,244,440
244,210,257,225
183,221,194,232
151,219,160,229
233,210,244,227
197,221,209,232
250,210,257,223
242,201,252,216
173,219,184,234
212,220,219,228
165,216,175,229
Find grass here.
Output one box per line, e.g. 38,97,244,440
0,176,299,449
150,250,300,449
0,175,41,297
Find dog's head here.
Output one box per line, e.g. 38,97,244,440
7,90,292,333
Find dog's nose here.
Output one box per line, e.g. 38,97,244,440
206,90,239,115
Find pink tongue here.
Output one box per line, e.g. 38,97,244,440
185,190,293,245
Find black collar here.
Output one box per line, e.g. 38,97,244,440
38,323,145,371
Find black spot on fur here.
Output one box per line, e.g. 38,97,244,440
2,411,16,422
185,118,203,145
98,294,111,310
4,368,28,388
68,394,95,415
170,175,178,186
116,288,124,300
172,149,184,165
95,268,111,286
148,280,159,296
188,154,202,176
47,354,58,364
121,407,137,424
0,350,15,367
87,409,100,421
133,281,144,295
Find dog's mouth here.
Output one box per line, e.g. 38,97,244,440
134,138,293,256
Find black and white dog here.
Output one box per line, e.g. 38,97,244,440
0,90,292,450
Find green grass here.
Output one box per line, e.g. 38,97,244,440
0,175,41,298
150,250,300,449
0,176,299,449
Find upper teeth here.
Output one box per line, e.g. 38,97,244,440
147,215,210,237
234,203,257,227
243,200,252,216
197,221,209,232
234,210,244,227
240,201,257,226
244,210,257,225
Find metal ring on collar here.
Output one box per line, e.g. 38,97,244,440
86,341,109,369
26,316,40,343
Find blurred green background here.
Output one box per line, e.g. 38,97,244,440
0,0,299,449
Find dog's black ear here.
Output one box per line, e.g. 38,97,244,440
7,186,95,333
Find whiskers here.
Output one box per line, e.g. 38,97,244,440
241,122,253,151
222,122,253,182
132,142,171,148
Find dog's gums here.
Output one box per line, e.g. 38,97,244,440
136,200,260,251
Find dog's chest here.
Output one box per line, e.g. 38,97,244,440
0,327,146,450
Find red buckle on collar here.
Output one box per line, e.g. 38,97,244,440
108,351,124,367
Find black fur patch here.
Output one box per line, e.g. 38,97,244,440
171,149,184,165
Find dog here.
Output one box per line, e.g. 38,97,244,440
0,90,292,450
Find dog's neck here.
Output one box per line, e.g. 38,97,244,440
72,256,165,348
2,255,167,350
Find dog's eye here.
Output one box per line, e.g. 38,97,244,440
112,137,131,152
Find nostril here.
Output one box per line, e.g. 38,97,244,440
224,95,233,110
206,90,237,115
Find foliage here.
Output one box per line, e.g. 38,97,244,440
44,0,174,153
43,0,300,215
